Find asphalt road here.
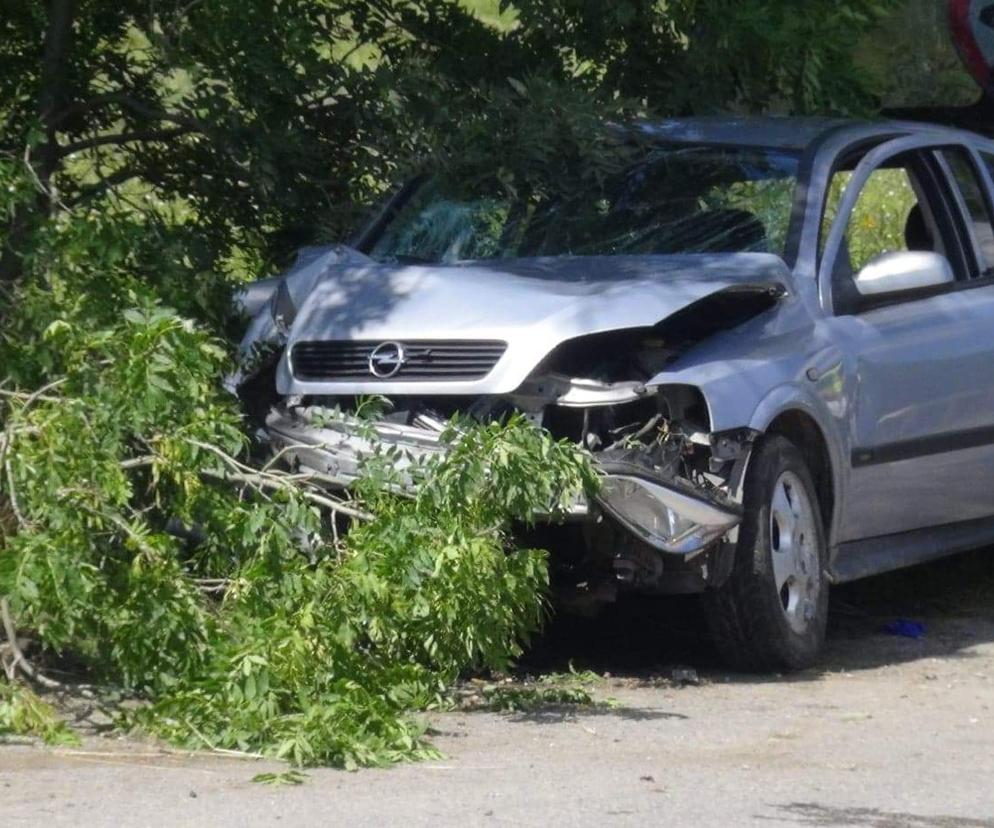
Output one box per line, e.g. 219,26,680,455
4,551,994,827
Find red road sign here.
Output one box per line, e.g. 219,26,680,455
950,0,994,90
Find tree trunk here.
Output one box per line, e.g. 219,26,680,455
36,0,76,189
0,0,76,286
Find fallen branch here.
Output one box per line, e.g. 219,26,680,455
200,468,373,521
0,377,68,409
0,388,65,405
119,455,156,470
1,597,62,689
185,438,258,476
604,414,665,452
194,577,231,594
0,378,69,475
4,459,29,529
182,437,373,520
261,440,328,473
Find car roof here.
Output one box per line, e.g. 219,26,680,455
629,115,994,153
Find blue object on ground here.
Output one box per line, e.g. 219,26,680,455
883,619,926,639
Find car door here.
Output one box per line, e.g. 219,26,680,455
821,137,994,543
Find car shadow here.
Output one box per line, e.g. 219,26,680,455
504,706,689,725
520,546,994,682
761,802,994,827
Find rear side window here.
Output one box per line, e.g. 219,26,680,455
944,149,994,276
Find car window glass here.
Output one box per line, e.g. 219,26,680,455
701,178,796,254
941,148,994,276
370,197,510,263
821,166,920,272
369,146,800,266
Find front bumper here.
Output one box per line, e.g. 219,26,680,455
267,406,448,489
265,408,741,555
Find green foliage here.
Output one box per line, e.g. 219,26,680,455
856,0,979,109
481,683,595,712
0,684,80,746
664,0,898,115
417,74,638,206
252,770,310,786
0,304,245,687
0,209,595,764
132,413,594,767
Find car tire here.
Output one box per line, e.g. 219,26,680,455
703,435,829,672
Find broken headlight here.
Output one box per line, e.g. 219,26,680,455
597,475,740,557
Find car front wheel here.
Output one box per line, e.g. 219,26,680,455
703,435,829,671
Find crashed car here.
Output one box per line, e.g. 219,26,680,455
235,115,994,670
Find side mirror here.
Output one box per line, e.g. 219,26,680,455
854,250,954,297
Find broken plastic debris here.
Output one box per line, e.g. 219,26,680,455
883,619,926,639
671,667,700,685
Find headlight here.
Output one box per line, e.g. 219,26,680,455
597,475,740,557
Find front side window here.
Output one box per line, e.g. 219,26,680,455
821,165,923,273
369,145,801,268
822,149,967,313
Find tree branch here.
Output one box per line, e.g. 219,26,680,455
0,386,66,405
200,468,373,521
67,167,141,208
119,455,156,470
1,597,62,689
179,438,371,520
0,378,68,478
4,459,29,529
59,126,194,158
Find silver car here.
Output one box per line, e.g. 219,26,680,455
235,116,994,670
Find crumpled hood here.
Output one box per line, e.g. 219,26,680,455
276,251,791,396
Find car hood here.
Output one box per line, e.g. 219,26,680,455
276,251,791,396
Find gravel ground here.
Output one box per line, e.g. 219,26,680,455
4,551,994,827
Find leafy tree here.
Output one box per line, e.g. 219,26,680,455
855,0,979,109
1,0,899,295
0,0,907,766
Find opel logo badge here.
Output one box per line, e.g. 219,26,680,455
368,341,406,378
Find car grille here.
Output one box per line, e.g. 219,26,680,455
290,340,508,382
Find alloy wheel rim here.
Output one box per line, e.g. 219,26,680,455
768,470,820,634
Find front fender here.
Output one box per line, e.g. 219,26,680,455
646,306,852,546
749,379,848,474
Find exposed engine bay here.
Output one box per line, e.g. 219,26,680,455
251,308,775,607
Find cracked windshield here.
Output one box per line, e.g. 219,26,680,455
370,146,800,264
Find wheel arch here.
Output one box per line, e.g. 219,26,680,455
763,409,836,543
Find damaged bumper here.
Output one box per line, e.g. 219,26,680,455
266,406,449,487
266,407,741,556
